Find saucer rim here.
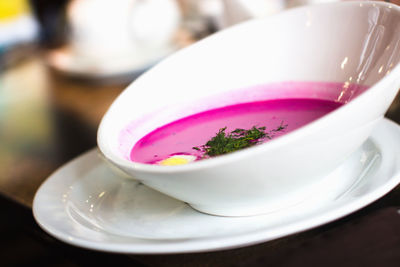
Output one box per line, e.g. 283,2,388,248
46,42,178,79
33,118,400,254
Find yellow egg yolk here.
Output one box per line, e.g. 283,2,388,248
158,155,196,166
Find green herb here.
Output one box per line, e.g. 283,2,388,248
192,123,287,158
273,121,288,132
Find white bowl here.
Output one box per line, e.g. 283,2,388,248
98,1,400,216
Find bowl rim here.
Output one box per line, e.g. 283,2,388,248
97,0,400,174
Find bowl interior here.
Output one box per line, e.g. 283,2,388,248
98,1,400,162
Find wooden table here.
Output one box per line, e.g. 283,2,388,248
1,53,400,266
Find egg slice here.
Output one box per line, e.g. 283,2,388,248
158,154,197,166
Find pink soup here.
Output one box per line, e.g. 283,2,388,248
130,98,343,164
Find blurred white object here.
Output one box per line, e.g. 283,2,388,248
221,0,286,27
181,0,286,33
130,0,181,46
287,0,339,8
201,0,340,29
50,0,181,79
67,0,181,63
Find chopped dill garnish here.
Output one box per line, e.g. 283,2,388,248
273,121,288,132
192,123,287,158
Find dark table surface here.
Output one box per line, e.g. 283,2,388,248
1,52,400,267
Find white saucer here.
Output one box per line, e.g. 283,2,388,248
33,119,400,254
46,43,177,80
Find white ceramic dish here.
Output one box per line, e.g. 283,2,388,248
34,119,400,254
98,1,400,216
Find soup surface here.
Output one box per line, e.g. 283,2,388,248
130,98,342,165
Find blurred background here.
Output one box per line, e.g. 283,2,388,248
1,0,400,266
